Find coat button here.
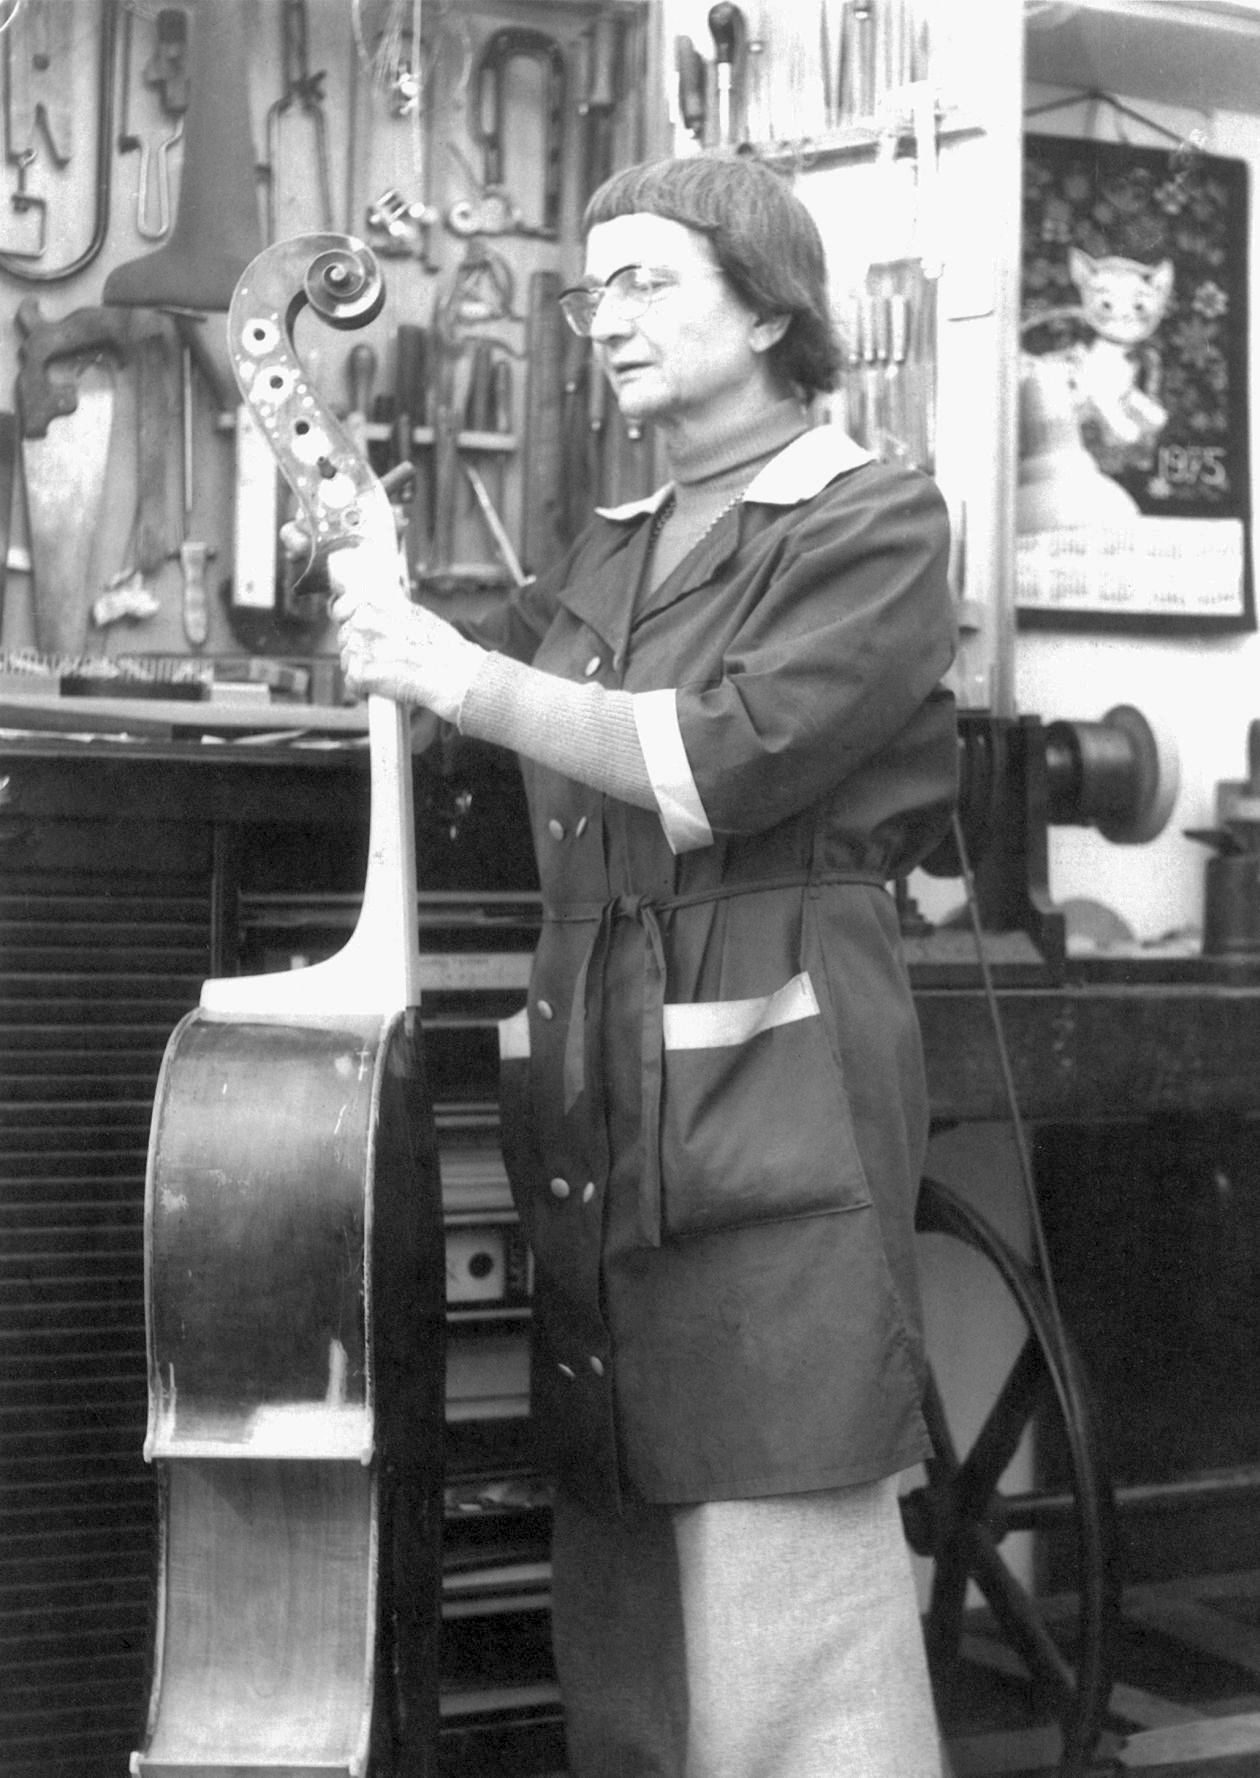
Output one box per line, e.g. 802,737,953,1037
581,1182,596,1205
558,1363,576,1380
583,655,601,677
537,998,554,1020
549,1177,571,1200
575,815,589,837
547,817,566,841
589,1356,605,1377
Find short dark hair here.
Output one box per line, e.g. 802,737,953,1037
582,155,841,398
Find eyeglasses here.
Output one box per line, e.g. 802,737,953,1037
557,263,682,337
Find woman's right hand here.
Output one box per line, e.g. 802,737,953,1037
328,539,485,723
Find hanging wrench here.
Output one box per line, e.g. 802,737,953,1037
469,28,566,240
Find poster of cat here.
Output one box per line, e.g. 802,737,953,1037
1019,131,1252,631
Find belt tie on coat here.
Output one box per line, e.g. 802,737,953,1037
559,894,667,1245
551,872,885,1247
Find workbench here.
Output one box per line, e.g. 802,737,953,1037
918,967,1260,1124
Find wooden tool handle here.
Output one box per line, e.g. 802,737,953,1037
15,297,170,437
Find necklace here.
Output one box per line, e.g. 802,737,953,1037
647,493,676,547
648,488,745,551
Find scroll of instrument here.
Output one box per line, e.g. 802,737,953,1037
132,237,445,1778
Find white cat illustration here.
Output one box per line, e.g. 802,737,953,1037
1063,247,1174,451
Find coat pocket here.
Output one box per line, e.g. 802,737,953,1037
659,971,870,1241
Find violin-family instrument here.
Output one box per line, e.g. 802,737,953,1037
132,235,445,1777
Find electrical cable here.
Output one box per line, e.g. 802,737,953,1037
949,807,1066,1335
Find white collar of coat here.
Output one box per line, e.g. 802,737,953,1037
594,425,874,524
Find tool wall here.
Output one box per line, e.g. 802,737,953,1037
661,0,1025,715
0,0,656,696
0,0,1023,726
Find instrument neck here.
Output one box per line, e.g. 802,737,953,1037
361,695,422,1009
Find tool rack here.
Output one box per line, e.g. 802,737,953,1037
0,0,662,677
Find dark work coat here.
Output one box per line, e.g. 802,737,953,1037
488,428,958,1512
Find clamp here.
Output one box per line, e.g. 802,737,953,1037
469,27,566,240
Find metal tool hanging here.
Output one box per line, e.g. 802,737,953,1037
357,0,446,268
3,0,73,258
412,256,522,597
260,0,333,241
118,3,189,243
465,27,565,241
0,0,117,281
707,4,744,149
676,0,935,149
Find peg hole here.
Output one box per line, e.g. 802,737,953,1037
243,317,279,357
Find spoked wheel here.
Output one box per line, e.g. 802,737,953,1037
903,1176,1121,1778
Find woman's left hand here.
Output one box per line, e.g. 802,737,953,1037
328,538,484,722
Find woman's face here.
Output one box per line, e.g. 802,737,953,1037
582,212,777,431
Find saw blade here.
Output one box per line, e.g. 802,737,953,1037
22,359,117,655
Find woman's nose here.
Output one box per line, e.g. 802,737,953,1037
588,295,632,344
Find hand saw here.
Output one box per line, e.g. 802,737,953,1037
16,298,170,654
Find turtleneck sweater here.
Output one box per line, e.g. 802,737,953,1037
456,399,809,816
647,399,807,590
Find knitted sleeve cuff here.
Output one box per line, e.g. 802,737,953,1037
457,650,656,811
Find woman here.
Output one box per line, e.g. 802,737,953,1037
331,154,956,1778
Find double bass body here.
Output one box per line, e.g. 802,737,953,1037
132,237,446,1777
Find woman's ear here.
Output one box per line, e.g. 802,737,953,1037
750,314,790,354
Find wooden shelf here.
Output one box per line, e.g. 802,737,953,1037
749,105,984,172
